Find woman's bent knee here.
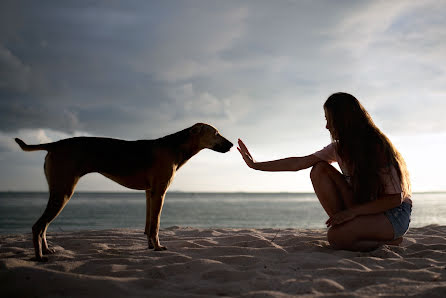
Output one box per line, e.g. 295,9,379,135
310,161,330,182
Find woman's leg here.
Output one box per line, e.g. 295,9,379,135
310,161,353,217
327,213,394,251
310,161,396,251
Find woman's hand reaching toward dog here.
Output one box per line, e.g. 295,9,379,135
238,138,321,172
237,139,257,169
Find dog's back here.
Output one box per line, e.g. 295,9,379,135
16,136,161,178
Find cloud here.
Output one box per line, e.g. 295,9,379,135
0,1,445,140
129,5,249,82
0,1,445,192
324,0,446,134
0,45,31,92
167,84,230,119
0,98,81,134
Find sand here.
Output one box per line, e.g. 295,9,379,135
1,225,446,297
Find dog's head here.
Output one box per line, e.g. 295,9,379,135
190,123,233,153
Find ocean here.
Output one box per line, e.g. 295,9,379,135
0,192,445,234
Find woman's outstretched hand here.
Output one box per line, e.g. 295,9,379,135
237,139,256,169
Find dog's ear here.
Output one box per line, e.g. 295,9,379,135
190,123,203,135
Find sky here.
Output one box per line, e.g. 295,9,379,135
0,0,445,192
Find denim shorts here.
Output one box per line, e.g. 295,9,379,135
384,202,412,240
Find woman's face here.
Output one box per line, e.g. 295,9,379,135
324,109,337,139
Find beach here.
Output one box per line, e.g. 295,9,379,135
1,225,446,297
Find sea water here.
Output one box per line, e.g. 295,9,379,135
0,192,444,234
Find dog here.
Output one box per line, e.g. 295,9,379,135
15,123,233,261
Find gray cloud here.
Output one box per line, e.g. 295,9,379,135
0,45,31,92
0,0,445,140
1,1,446,192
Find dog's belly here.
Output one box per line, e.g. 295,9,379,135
100,171,151,190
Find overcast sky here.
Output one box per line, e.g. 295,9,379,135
1,0,445,192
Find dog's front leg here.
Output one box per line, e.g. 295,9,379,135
144,190,154,249
147,188,167,251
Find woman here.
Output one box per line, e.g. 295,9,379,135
238,92,412,251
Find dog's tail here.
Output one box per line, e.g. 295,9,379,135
15,138,52,152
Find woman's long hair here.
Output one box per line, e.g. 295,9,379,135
324,92,411,203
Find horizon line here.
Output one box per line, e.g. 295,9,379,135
0,190,445,194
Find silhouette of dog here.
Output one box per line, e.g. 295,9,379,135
16,123,233,261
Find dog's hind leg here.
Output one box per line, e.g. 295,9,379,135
32,154,79,261
41,193,74,255
32,191,75,261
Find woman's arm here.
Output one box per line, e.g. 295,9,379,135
326,193,402,227
352,194,402,215
237,139,322,172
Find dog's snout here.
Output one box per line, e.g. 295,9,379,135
225,140,234,152
212,138,233,153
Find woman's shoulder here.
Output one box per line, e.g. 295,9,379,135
313,142,337,163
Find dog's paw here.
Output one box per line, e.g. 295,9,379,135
31,256,49,262
154,245,167,251
43,247,56,255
